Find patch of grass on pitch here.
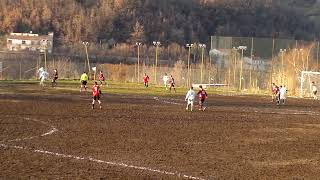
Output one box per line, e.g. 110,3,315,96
0,80,269,97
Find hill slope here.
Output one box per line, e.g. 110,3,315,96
0,0,319,46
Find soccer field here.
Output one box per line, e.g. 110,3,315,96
1,82,320,179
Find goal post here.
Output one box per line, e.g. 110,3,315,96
300,71,320,98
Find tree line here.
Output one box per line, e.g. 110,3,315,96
0,0,319,48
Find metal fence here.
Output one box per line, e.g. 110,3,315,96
0,52,81,80
1,36,320,95
0,51,216,88
210,36,320,95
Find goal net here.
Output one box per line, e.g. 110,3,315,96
300,71,320,98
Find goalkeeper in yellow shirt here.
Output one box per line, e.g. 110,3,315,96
80,72,89,92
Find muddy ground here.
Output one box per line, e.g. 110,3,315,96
1,83,320,179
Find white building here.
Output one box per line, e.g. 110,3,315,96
7,32,53,53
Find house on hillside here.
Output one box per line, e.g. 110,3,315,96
7,32,53,53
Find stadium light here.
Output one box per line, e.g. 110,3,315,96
186,44,194,87
199,44,206,84
238,46,247,51
82,41,90,74
237,46,247,90
135,42,142,82
153,41,161,84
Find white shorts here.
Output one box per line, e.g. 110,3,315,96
187,99,194,105
280,94,286,100
40,77,45,82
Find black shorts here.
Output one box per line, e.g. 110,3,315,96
200,98,205,104
81,81,87,85
170,83,175,87
93,95,100,100
313,91,317,95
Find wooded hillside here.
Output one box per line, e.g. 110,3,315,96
0,0,319,46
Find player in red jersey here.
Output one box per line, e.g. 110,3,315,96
271,83,279,102
197,85,208,111
169,75,176,93
98,71,106,86
143,73,150,88
92,81,102,109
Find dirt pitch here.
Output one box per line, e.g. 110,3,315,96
1,83,320,179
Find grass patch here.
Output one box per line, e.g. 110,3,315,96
0,80,270,97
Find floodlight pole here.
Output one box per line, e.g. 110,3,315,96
280,49,286,85
42,39,49,71
82,41,90,75
250,37,254,89
300,49,304,71
199,44,206,84
317,41,319,71
233,47,237,86
136,42,142,82
240,49,243,90
186,44,193,87
153,41,160,84
238,46,247,90
44,47,47,71
293,49,297,68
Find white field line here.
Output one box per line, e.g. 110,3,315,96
153,97,183,105
0,143,205,180
0,117,206,180
1,118,58,143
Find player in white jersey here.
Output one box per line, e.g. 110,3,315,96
185,86,196,111
162,73,169,90
38,67,48,87
279,85,287,105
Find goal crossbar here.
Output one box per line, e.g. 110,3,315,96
192,83,228,89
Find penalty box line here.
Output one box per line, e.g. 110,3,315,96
0,117,206,180
0,143,205,180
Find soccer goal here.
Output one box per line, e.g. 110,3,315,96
192,83,227,89
300,71,320,98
